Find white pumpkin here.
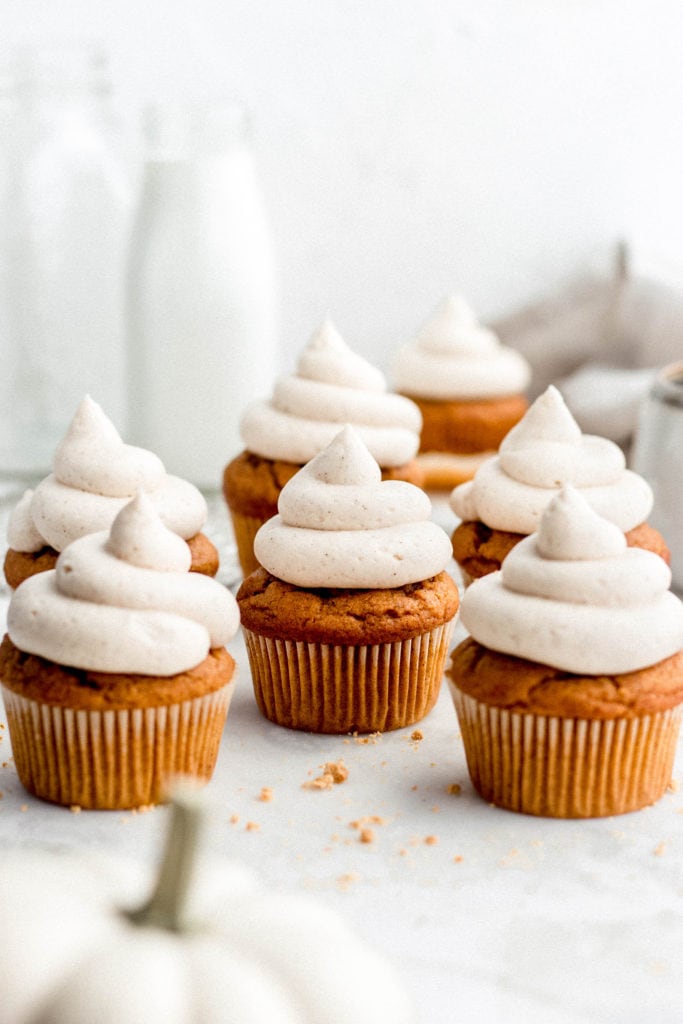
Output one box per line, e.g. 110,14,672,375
0,787,413,1024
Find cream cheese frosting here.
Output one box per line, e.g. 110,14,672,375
8,492,240,675
392,294,531,400
462,485,683,675
11,397,208,553
451,385,653,532
240,319,422,467
254,425,452,588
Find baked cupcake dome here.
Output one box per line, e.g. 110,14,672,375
450,384,669,584
223,319,424,577
4,397,219,589
392,294,530,489
237,426,459,733
448,485,683,818
0,492,240,809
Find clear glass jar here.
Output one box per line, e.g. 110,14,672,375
126,100,280,491
0,43,132,482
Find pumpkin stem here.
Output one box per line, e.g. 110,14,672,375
125,779,204,933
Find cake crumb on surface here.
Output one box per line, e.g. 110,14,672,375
258,787,274,802
410,730,423,741
20,804,27,812
354,731,382,745
668,778,679,792
446,783,462,796
359,827,375,844
425,835,438,846
453,855,464,863
229,813,240,824
69,805,82,814
303,760,348,790
337,872,359,889
246,821,260,832
654,841,668,856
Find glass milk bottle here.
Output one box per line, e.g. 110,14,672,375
0,44,131,480
126,101,280,491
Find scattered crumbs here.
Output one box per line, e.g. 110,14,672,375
342,738,350,745
246,821,260,832
337,872,359,890
119,815,129,825
611,830,626,840
1,762,8,768
0,722,5,729
359,827,375,844
354,731,382,745
350,815,387,830
69,805,82,815
0,790,3,799
229,813,240,825
654,841,668,857
132,804,155,816
453,855,464,863
429,761,437,767
425,835,438,846
431,805,441,813
20,804,27,812
668,778,680,793
446,783,462,796
411,784,419,792
530,839,543,849
399,848,408,857
410,729,423,742
303,760,348,790
258,787,274,802
330,833,340,843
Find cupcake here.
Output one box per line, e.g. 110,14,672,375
237,425,459,734
4,396,219,589
448,485,683,818
223,318,424,577
451,385,669,585
392,294,531,489
0,491,240,809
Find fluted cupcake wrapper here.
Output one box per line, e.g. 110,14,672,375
450,683,683,818
229,510,267,579
2,682,235,810
243,622,454,734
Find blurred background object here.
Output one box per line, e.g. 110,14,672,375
126,100,279,490
1,1,683,484
0,41,131,482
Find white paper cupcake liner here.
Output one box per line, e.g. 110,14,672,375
243,621,454,733
450,683,683,817
2,682,234,810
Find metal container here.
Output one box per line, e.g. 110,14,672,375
632,360,683,592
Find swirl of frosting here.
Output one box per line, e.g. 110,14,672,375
240,319,421,467
7,490,44,553
392,294,531,400
13,397,208,553
7,492,240,675
254,425,452,588
462,485,683,675
451,385,653,532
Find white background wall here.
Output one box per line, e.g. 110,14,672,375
3,0,682,373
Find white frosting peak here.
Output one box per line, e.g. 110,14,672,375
450,385,653,533
106,491,192,572
393,294,531,400
535,484,626,561
10,398,208,553
255,427,451,588
240,323,421,467
8,496,239,675
462,485,683,674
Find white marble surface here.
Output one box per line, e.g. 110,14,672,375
1,497,683,1023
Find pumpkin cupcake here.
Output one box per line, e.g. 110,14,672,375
448,485,683,818
450,384,669,585
223,318,424,578
237,426,459,734
4,396,219,589
392,294,531,489
0,491,240,809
